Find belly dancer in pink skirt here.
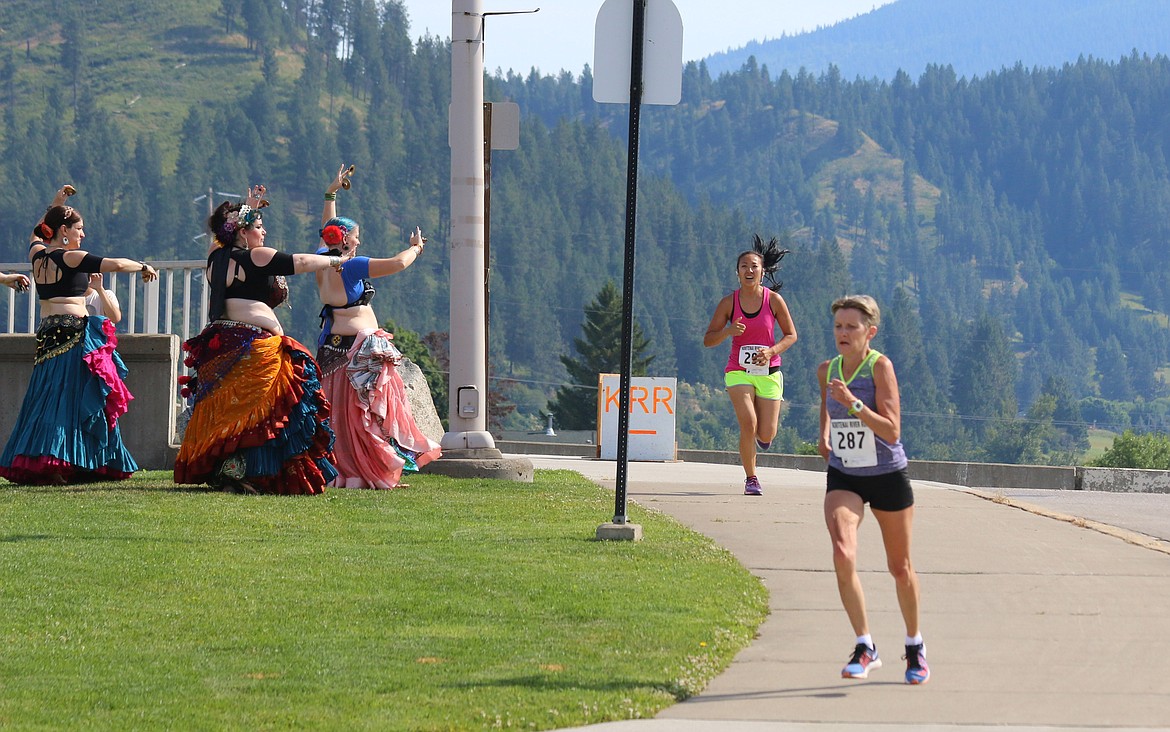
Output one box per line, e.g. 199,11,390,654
311,164,441,488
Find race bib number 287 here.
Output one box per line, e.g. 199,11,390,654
829,418,877,468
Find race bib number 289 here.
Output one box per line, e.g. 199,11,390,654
829,418,877,468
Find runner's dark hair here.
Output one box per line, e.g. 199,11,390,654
737,234,790,291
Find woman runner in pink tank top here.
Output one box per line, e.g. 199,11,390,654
703,235,797,496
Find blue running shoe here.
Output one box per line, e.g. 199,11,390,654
755,438,771,451
904,643,930,684
744,476,763,496
842,643,881,679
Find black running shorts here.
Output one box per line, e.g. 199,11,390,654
826,465,914,512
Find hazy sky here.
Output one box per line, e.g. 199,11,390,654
398,0,897,76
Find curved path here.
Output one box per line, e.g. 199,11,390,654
523,455,1170,732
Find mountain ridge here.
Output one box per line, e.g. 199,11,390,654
703,0,1170,80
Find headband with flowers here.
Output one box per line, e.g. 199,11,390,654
217,202,267,242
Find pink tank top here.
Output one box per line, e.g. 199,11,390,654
725,289,782,374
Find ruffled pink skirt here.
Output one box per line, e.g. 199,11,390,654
318,328,441,488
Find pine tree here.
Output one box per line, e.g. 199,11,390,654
547,281,654,430
59,2,87,106
952,313,1018,440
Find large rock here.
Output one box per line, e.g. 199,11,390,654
398,357,445,444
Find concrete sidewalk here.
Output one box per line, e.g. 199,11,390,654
522,455,1170,732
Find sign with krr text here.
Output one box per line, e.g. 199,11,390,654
597,374,677,461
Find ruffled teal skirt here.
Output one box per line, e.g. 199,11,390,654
0,315,139,485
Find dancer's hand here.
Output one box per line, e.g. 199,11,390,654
246,184,268,207
328,164,348,195
2,273,30,292
51,184,76,207
410,226,427,250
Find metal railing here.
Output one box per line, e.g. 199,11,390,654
1,260,208,339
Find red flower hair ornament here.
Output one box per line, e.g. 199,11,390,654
320,224,347,247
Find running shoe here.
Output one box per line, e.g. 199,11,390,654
842,643,881,679
744,476,763,495
903,643,930,684
755,438,771,451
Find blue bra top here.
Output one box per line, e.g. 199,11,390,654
317,251,375,346
31,247,104,299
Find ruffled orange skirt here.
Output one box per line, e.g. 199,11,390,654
174,322,337,495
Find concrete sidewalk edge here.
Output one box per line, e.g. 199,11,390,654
962,487,1170,555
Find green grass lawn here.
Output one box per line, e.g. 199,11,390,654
0,469,767,730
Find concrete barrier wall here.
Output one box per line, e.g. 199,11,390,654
0,333,178,471
908,460,1079,490
3,355,1167,493
496,441,1170,493
1081,467,1170,493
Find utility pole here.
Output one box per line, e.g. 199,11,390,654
428,0,534,481
444,0,492,453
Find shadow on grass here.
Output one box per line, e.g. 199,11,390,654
446,673,691,701
6,483,206,495
0,478,239,497
160,24,256,61
0,532,209,544
677,682,903,703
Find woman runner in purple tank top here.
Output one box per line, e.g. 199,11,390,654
817,295,929,685
703,235,797,496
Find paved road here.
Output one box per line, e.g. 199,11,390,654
520,455,1170,732
995,486,1170,545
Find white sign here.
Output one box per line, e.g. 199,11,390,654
597,374,677,461
489,101,520,150
593,0,683,105
447,101,520,150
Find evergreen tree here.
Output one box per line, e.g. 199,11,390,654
881,287,957,458
221,0,243,34
1040,376,1090,460
1096,335,1134,401
547,281,654,430
980,395,1054,465
59,1,87,106
951,314,1018,441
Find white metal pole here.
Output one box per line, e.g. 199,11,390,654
444,0,495,451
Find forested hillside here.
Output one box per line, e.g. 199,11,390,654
2,0,1169,464
705,0,1170,81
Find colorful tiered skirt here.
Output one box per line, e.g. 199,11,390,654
0,315,138,485
316,328,441,488
174,321,338,495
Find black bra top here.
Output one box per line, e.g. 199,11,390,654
32,248,103,299
208,247,295,320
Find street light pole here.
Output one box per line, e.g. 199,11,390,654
444,0,494,453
